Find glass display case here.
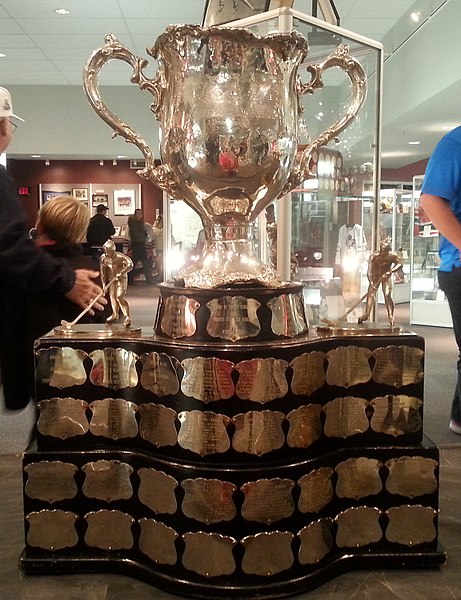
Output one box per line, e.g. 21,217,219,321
410,174,452,327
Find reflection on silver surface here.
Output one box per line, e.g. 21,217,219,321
385,505,437,546
335,506,383,548
37,397,89,439
181,478,237,524
232,410,285,455
241,478,295,524
235,358,289,403
35,347,88,388
24,461,78,503
177,410,230,456
287,404,323,448
241,531,294,576
267,294,308,337
138,403,178,447
298,519,334,564
138,468,178,514
82,460,133,502
138,519,178,565
89,398,138,440
290,351,326,395
182,532,237,577
335,457,383,500
372,345,424,387
206,296,261,341
298,468,334,513
370,395,423,436
89,348,138,390
84,509,134,550
385,457,438,498
140,352,180,396
326,346,372,388
160,295,199,339
323,396,369,438
181,357,235,403
26,509,78,550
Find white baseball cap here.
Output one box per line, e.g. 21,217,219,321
0,87,24,122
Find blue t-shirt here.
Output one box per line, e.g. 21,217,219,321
421,125,461,271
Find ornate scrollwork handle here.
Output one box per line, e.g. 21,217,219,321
83,34,178,196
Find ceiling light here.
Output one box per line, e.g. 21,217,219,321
99,160,104,166
0,53,5,58
408,141,421,145
112,159,117,166
55,8,71,15
410,11,422,23
31,155,41,158
45,159,50,166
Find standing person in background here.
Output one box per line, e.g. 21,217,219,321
0,86,105,411
127,208,155,285
86,203,115,259
420,125,461,435
152,215,164,281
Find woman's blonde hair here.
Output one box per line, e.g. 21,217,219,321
37,195,90,244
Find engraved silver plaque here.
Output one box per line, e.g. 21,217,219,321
335,506,383,548
385,456,438,498
267,293,308,337
335,457,383,500
181,478,237,523
82,460,133,502
24,461,78,503
241,478,295,524
182,532,237,577
298,467,334,513
287,404,323,448
241,531,294,576
325,346,372,387
35,346,88,388
84,509,134,550
178,410,230,456
290,351,326,395
323,396,369,438
138,468,178,514
181,357,235,403
232,410,285,455
89,398,138,440
89,348,138,390
370,395,423,436
140,352,180,396
26,509,78,550
298,518,334,564
160,295,199,339
37,397,89,439
138,518,178,565
385,505,437,546
138,403,178,447
372,345,424,387
206,296,261,341
235,358,289,403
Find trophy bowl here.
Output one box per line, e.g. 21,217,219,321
84,24,366,288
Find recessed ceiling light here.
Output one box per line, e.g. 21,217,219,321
410,11,422,23
408,141,421,145
55,8,71,15
0,53,5,58
31,155,41,158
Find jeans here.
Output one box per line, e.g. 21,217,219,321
438,268,461,422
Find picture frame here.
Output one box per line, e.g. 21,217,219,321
202,0,271,27
113,226,122,237
42,190,71,205
113,189,136,216
92,193,109,208
72,187,88,201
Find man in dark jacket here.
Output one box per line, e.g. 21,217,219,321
86,203,115,248
127,208,155,285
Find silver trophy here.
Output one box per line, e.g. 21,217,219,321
84,25,366,288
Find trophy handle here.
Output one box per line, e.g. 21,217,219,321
83,34,177,195
283,45,367,194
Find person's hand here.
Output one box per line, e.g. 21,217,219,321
65,269,107,313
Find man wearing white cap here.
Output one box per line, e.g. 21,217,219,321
0,86,106,410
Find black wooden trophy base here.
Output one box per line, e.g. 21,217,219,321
20,282,446,598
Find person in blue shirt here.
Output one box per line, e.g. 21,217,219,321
420,125,461,435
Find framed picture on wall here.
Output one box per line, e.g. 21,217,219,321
202,0,271,27
114,189,136,216
42,190,71,205
72,187,88,201
92,193,109,208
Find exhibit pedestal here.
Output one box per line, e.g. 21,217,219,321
20,282,445,598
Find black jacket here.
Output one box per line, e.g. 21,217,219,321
86,212,116,246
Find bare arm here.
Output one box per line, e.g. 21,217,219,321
65,269,107,312
420,193,461,252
